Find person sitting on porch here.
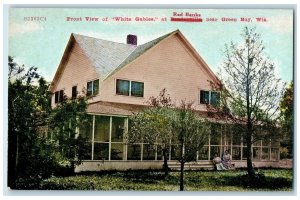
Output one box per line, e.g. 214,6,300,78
213,154,226,170
222,150,233,169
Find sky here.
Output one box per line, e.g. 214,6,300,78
7,8,294,83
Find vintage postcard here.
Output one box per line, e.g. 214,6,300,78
6,6,294,192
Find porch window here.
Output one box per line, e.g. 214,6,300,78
198,146,209,160
111,117,125,142
111,143,124,160
78,116,280,163
94,143,109,160
143,144,156,160
87,79,99,96
127,144,141,160
94,116,110,142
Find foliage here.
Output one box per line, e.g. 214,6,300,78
216,27,284,178
8,56,89,189
171,102,209,163
40,169,293,191
128,89,175,176
279,82,293,158
171,102,209,191
128,89,209,190
48,95,89,166
8,56,57,189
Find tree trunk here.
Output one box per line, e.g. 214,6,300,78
179,140,185,191
7,131,18,188
162,148,169,176
246,125,256,178
246,45,256,179
180,160,184,191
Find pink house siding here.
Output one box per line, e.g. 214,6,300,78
50,30,281,171
100,34,215,111
51,42,100,107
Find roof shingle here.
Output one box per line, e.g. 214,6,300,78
73,34,136,79
73,30,178,80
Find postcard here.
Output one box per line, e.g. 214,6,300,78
6,6,294,192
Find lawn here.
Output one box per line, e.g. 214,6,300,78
40,169,293,191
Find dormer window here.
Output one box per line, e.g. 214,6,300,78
200,90,220,106
87,79,99,96
116,79,144,97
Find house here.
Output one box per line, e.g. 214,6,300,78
50,30,280,172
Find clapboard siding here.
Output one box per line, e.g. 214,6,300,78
51,42,100,107
100,34,215,111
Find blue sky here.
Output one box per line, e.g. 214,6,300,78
8,8,294,82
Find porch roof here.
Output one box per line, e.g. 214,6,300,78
87,101,231,123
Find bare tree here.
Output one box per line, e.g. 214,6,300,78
217,27,284,178
127,89,174,176
127,90,209,191
172,101,209,191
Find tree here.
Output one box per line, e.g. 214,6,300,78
128,89,174,176
279,82,293,158
218,27,284,179
8,56,89,188
127,90,209,191
48,94,89,168
8,56,56,188
171,102,209,191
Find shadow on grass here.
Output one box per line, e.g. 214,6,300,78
115,170,168,184
40,169,293,191
199,172,292,190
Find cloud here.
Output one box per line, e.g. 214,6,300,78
261,15,293,34
9,21,43,37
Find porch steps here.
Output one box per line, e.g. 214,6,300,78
168,161,215,171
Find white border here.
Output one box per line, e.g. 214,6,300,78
1,1,299,200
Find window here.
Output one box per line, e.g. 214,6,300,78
131,81,144,97
94,116,110,142
200,90,209,104
211,92,220,106
72,86,77,99
200,90,219,105
54,90,64,104
55,92,59,103
116,79,144,97
116,79,129,96
87,79,99,96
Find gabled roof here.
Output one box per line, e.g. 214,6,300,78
50,30,220,92
73,34,136,79
104,30,177,79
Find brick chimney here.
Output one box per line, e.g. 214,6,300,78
127,34,137,45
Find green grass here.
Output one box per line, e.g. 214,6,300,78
40,169,293,191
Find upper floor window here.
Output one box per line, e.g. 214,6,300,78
116,79,144,97
200,90,220,106
116,79,130,96
72,86,77,99
87,79,99,96
54,90,64,104
131,81,144,97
